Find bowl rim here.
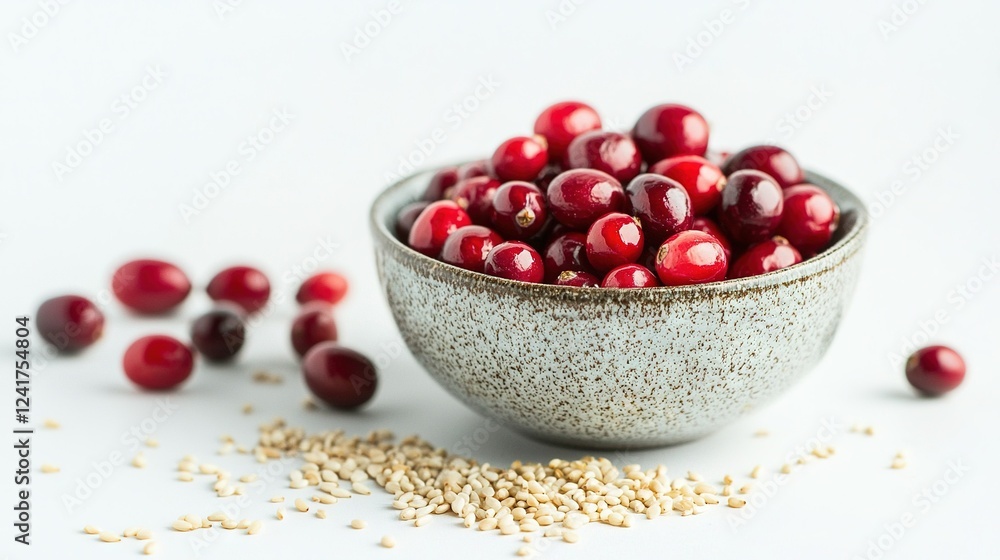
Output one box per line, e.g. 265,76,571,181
370,163,869,299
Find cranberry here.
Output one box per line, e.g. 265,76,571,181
535,164,563,192
690,216,733,261
440,225,504,272
625,174,693,243
112,259,191,314
555,270,601,287
457,160,491,181
565,130,642,184
776,184,840,255
728,236,802,279
484,241,545,283
422,166,459,201
450,176,501,225
395,201,430,240
302,342,377,409
291,304,339,358
654,231,728,286
532,101,602,162
407,200,473,257
722,145,804,189
491,181,548,240
905,345,966,396
546,169,625,229
207,266,271,314
296,271,349,306
490,136,548,182
648,155,726,215
586,213,645,273
718,170,784,245
123,335,194,390
601,264,661,288
36,295,104,352
190,308,246,362
542,232,592,282
632,104,709,164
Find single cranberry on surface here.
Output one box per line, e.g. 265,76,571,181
542,232,593,282
690,216,733,261
440,225,504,273
654,230,728,286
207,266,271,314
291,304,339,358
728,236,802,279
601,264,661,288
450,176,502,225
586,213,645,273
407,200,473,257
718,170,785,245
422,166,459,201
533,101,602,162
302,342,377,409
191,308,246,362
905,345,966,396
555,270,601,287
36,295,104,352
456,160,491,181
112,259,191,314
546,169,625,229
484,241,545,283
296,271,349,306
565,130,642,184
490,136,549,182
395,201,431,241
123,335,194,390
649,155,726,216
491,181,548,240
625,174,693,243
722,145,804,189
632,104,709,164
776,184,840,255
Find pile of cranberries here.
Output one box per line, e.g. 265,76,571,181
399,101,844,288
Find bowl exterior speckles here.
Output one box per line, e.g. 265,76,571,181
371,167,868,449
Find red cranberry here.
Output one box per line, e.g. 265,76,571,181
648,155,726,215
728,236,802,279
722,145,804,189
112,259,191,315
690,216,733,261
586,213,644,273
542,232,592,282
601,264,661,288
296,271,349,306
654,231,728,286
491,181,548,240
36,295,104,352
302,342,377,409
905,345,966,396
190,308,246,362
490,136,548,182
533,101,602,162
450,176,501,225
291,304,339,358
484,241,545,283
395,201,431,240
457,160,491,181
625,174,693,243
776,184,840,255
440,225,504,272
555,270,600,287
422,166,459,201
565,130,642,184
122,335,194,390
632,104,709,164
207,266,271,314
546,169,625,229
718,170,784,245
407,200,473,257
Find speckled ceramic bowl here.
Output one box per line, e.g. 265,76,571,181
371,167,868,449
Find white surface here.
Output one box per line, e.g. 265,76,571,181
2,1,999,558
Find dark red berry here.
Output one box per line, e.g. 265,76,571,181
625,174,693,243
490,136,548,182
440,225,504,273
190,308,246,362
601,264,661,288
585,213,645,273
565,130,642,184
722,145,804,189
291,304,339,358
533,101,602,162
654,231,728,286
718,170,784,245
648,155,726,215
396,201,431,240
491,181,548,240
407,200,473,257
296,272,349,306
36,295,104,352
535,164,563,192
776,184,840,255
546,169,625,230
632,104,709,164
555,270,600,287
112,259,191,315
422,166,459,201
905,345,966,396
207,266,271,314
728,236,802,279
690,216,733,261
450,176,502,225
123,335,194,390
484,241,544,283
542,232,592,282
457,160,491,181
302,342,377,409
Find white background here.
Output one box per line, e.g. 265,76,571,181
2,1,999,558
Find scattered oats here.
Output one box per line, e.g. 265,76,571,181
201,519,212,529
754,429,769,437
208,512,228,522
303,398,319,410
41,464,60,474
686,470,703,482
99,531,121,542
218,442,234,455
199,464,219,475
739,484,752,494
252,371,283,384
780,463,792,474
217,485,235,497
891,458,907,470
136,528,153,540
811,447,829,459
381,535,396,548
234,485,245,495
143,542,159,555
351,519,367,530
124,527,139,538
178,461,196,473
84,525,100,534
172,520,193,532
850,423,862,433
722,485,733,497
247,520,263,535
294,498,309,512
352,481,372,495
864,426,875,436
522,536,532,543
242,403,254,414
895,451,906,459
517,546,533,556
132,453,147,468
178,472,194,482
183,514,201,528
796,456,808,465
237,519,250,530
270,496,285,503
221,519,238,530
145,438,159,448
276,508,285,520
750,465,762,479
289,479,308,489
317,509,327,520
328,488,352,499
239,473,257,483
414,515,430,527
723,474,734,485
728,497,747,508
562,530,579,543
43,418,60,429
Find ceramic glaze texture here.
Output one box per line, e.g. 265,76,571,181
371,168,868,449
